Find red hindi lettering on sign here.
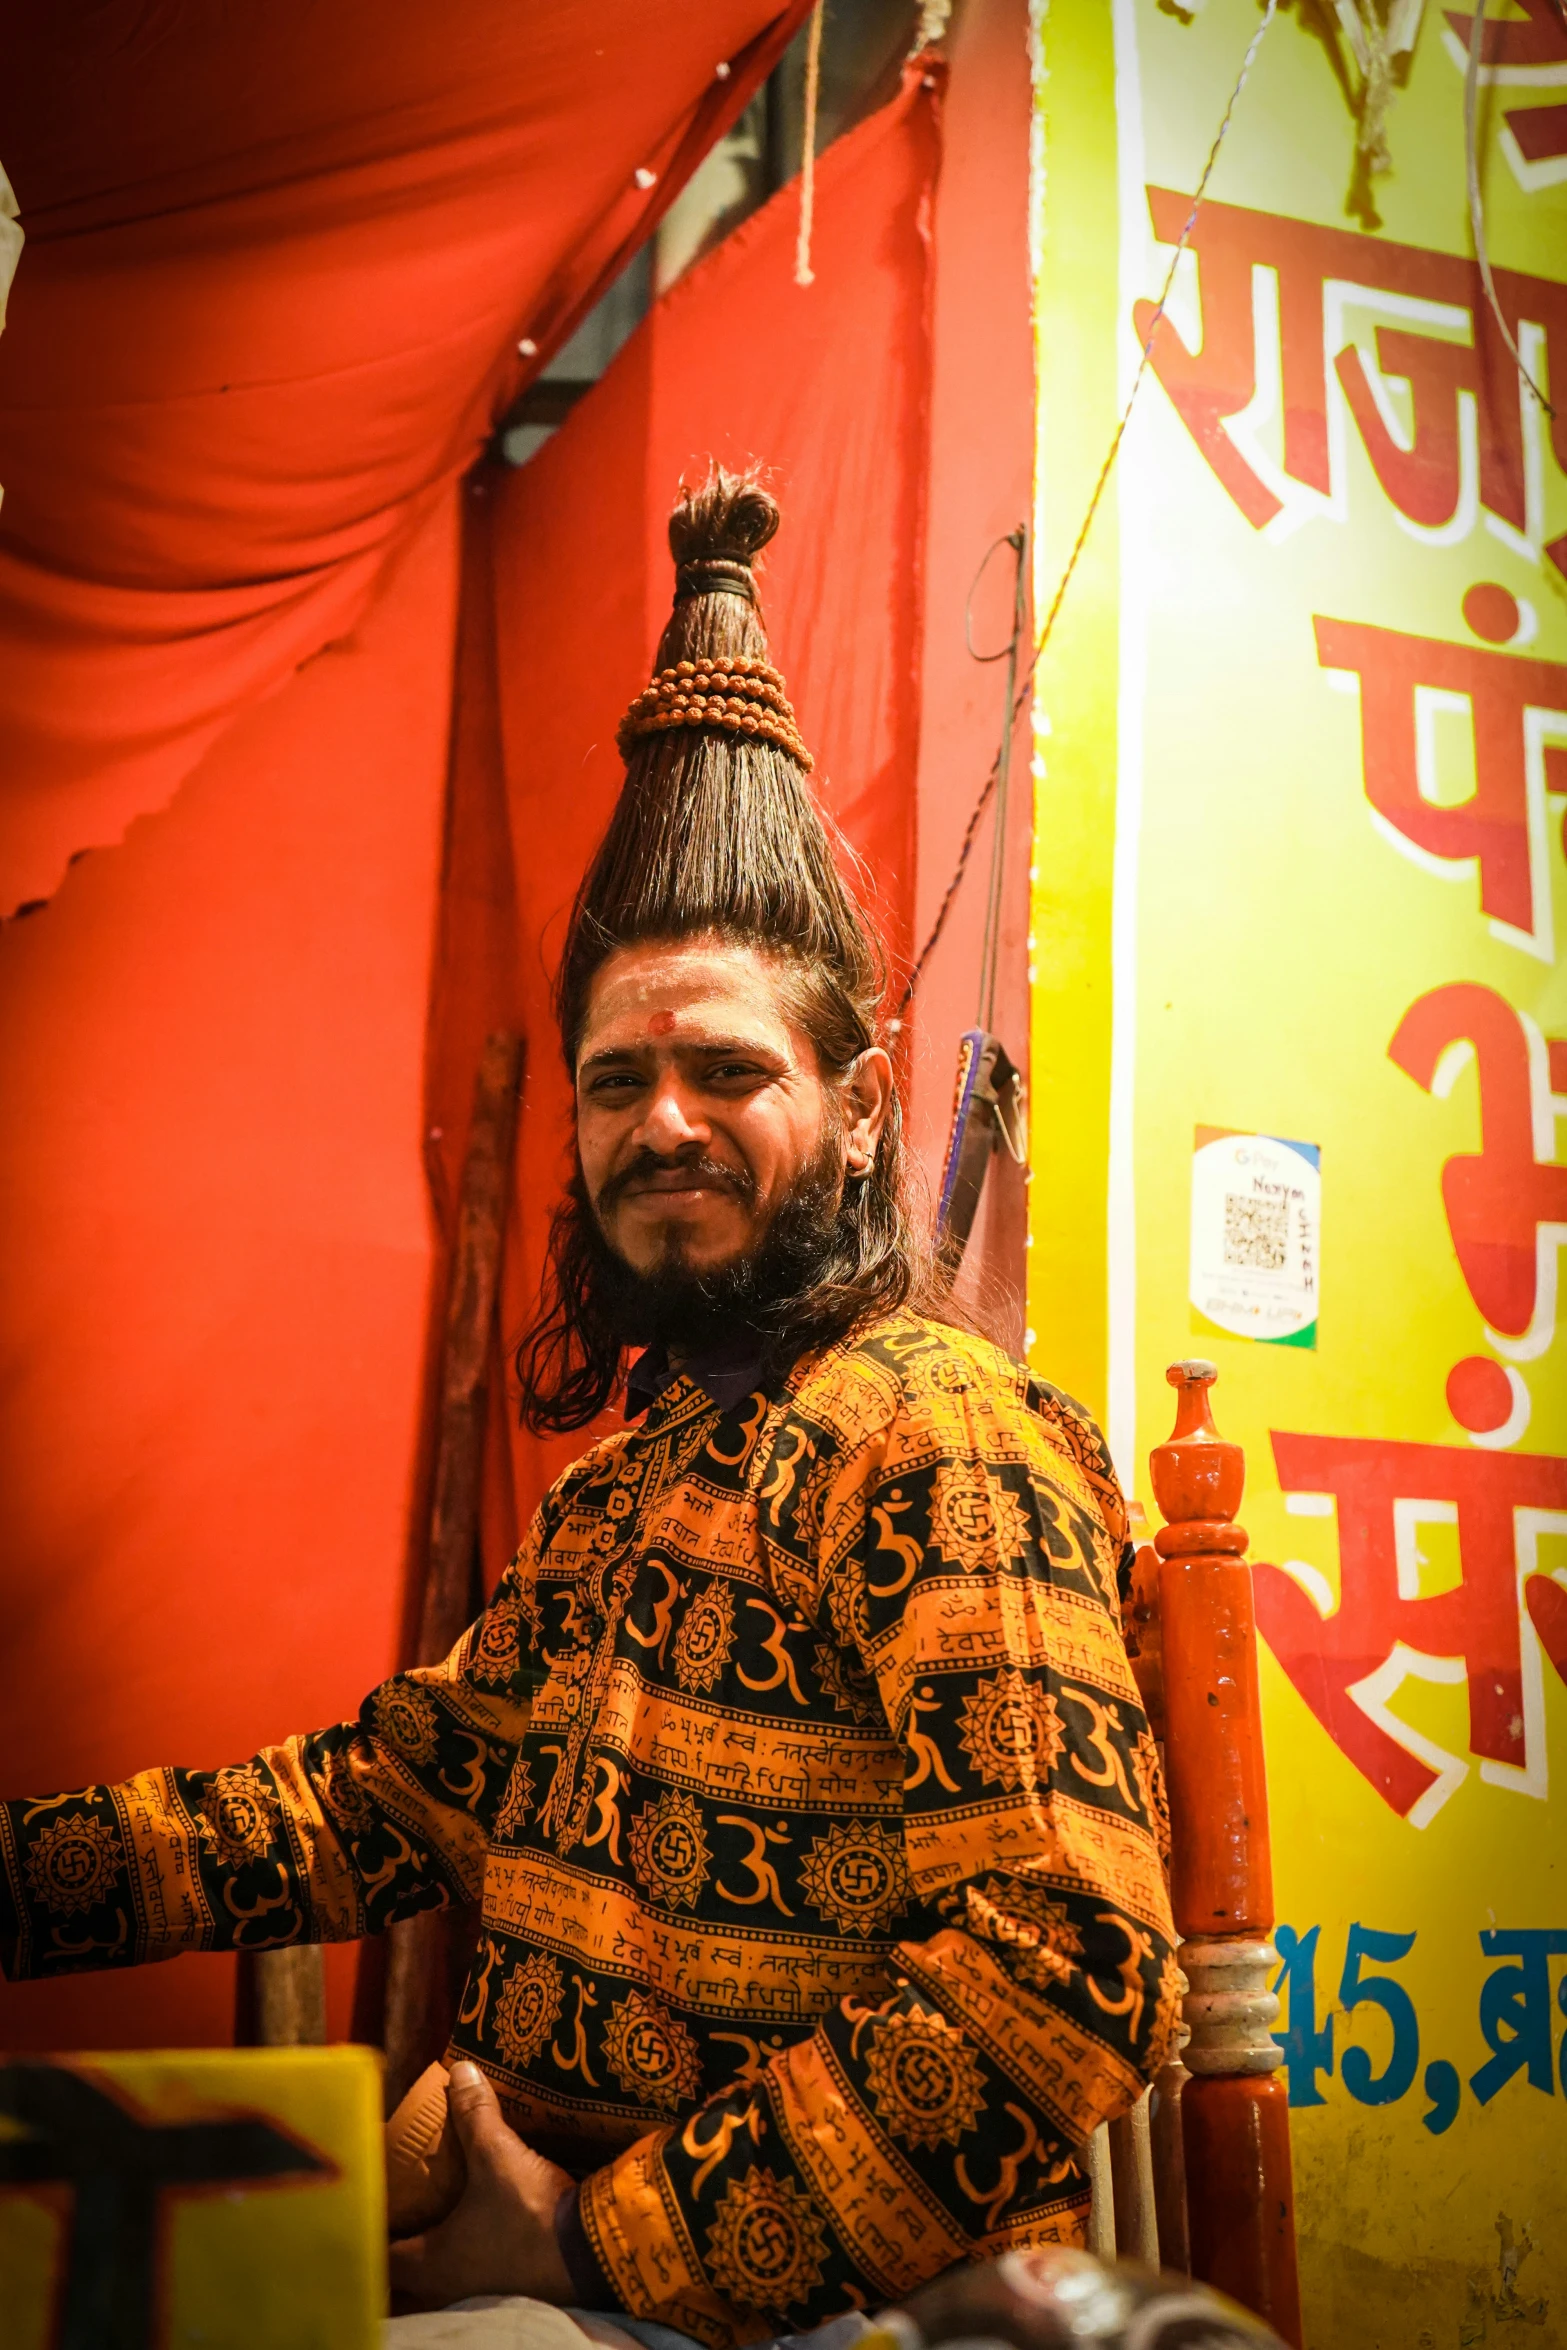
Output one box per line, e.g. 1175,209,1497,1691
1311,615,1567,949
1255,1435,1567,1821
1135,187,1567,573
1390,983,1567,1344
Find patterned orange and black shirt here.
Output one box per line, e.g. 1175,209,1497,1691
0,1313,1178,2344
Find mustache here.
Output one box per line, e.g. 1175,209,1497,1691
574,1131,853,1360
596,1148,757,1214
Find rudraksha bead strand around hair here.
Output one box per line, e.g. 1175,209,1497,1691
616,656,813,770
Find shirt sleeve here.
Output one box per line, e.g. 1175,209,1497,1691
579,1358,1179,2341
0,1534,549,1982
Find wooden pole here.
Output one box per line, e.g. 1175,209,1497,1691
1084,2122,1117,2258
1150,1359,1302,2345
1148,2036,1191,2273
418,1028,526,1664
1107,2089,1160,2269
249,1944,327,2046
381,1029,524,2109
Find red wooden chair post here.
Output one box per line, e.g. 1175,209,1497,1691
1149,1360,1303,2347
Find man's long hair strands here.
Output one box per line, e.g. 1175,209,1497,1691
516,467,941,1434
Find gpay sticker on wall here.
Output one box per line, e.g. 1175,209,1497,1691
1190,1125,1320,1349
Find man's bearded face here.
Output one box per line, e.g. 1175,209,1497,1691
574,939,847,1329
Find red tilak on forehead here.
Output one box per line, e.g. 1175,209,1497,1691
646,1009,677,1036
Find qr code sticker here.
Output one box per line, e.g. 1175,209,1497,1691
1223,1193,1288,1272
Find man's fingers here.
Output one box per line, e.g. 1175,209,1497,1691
445,2057,495,2118
444,2057,511,2161
388,2228,432,2299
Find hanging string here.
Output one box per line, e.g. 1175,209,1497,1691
897,0,1281,1017
1464,0,1555,419
1336,0,1427,189
1355,5,1398,177
795,0,824,289
966,529,1029,1033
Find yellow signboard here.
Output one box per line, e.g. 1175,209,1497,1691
0,2045,385,2350
1029,3,1566,2340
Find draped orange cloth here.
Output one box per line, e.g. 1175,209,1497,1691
0,0,810,914
0,28,950,2068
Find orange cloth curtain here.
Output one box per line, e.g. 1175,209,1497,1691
0,16,942,2059
0,0,810,914
0,497,463,2055
0,0,809,2055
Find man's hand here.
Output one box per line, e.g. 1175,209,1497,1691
388,2060,577,2311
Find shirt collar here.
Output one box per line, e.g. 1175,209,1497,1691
625,1327,768,1421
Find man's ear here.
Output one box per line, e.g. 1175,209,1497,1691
843,1047,894,1177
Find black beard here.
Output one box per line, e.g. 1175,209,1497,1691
583,1137,849,1358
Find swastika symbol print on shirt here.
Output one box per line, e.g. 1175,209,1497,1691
603,1989,705,2111
493,1948,566,2071
861,2006,988,2150
193,1766,281,1868
706,2166,829,2314
22,1811,125,1917
0,1316,1175,2346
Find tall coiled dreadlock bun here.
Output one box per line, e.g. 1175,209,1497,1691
520,468,938,1436
555,466,885,1071
665,471,781,629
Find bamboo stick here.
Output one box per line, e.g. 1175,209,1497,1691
382,1030,523,2109
251,1944,327,2046
1107,2088,1160,2269
1085,2121,1117,2258
1149,2044,1191,2273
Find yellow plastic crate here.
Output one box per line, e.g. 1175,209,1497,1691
0,2044,386,2350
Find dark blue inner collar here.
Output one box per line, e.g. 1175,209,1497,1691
624,1327,768,1420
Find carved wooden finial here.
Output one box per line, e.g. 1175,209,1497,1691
1149,1358,1244,1533
1165,1357,1218,1432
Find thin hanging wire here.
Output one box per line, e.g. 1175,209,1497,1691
795,0,825,288
966,528,1029,1033
1464,0,1555,418
897,0,1281,1018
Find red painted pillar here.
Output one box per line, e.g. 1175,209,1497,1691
1150,1360,1303,2347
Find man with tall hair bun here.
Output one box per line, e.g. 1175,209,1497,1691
0,472,1179,2345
